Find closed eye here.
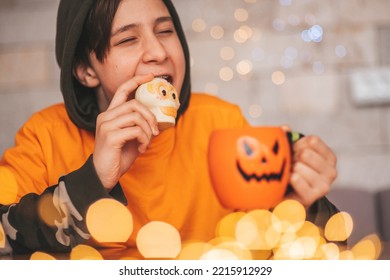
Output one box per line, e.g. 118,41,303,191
116,37,137,45
157,29,174,36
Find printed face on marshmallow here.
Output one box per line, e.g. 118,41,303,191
135,78,180,130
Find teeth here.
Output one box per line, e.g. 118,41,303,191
156,75,172,83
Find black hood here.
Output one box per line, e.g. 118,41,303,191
55,0,191,131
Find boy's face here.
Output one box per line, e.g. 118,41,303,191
87,0,186,111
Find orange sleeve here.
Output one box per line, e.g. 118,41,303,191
1,113,50,202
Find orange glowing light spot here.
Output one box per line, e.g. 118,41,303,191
38,193,62,227
296,236,318,259
215,211,245,238
251,249,273,260
212,239,253,260
177,241,213,260
200,248,239,260
277,232,297,247
324,211,353,242
272,200,306,233
235,210,281,250
30,251,57,260
0,167,18,205
0,223,5,248
273,236,317,260
351,234,382,260
70,244,104,260
320,243,340,260
339,250,354,260
136,221,181,259
86,198,133,243
296,221,321,239
312,236,327,259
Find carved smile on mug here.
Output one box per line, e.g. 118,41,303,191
235,136,287,184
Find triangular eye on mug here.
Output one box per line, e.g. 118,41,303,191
243,141,254,156
272,140,279,155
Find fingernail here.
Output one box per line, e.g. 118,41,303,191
154,126,160,135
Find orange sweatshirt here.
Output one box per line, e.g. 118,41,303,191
0,93,249,251
0,93,339,255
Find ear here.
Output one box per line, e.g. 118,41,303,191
73,63,100,88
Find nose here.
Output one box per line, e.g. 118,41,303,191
142,35,168,63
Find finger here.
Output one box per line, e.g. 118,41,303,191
100,112,154,143
107,74,154,110
292,162,330,199
99,99,159,135
286,173,313,207
104,125,152,153
293,135,337,166
293,148,337,184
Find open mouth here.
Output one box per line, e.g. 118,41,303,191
156,75,173,84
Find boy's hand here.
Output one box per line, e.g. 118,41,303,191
285,135,338,208
93,74,159,191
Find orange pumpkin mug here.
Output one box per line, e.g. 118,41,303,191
208,126,300,210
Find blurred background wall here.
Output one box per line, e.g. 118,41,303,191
0,1,389,202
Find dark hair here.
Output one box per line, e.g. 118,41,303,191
69,0,191,128
74,0,121,66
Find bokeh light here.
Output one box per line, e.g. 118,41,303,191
236,210,281,250
0,167,18,205
351,234,382,260
200,248,239,260
234,25,252,43
324,211,353,242
210,25,224,39
236,59,253,76
86,198,133,243
177,241,213,260
210,238,252,260
192,18,206,32
234,8,249,22
320,243,340,260
215,211,246,239
22,197,385,260
219,67,234,81
248,104,263,119
301,25,323,42
70,244,104,260
38,193,62,227
335,44,347,58
272,200,306,233
220,46,235,61
30,251,56,260
136,221,181,259
0,223,5,249
339,249,355,260
271,71,286,85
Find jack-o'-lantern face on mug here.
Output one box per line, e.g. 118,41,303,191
208,127,291,210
